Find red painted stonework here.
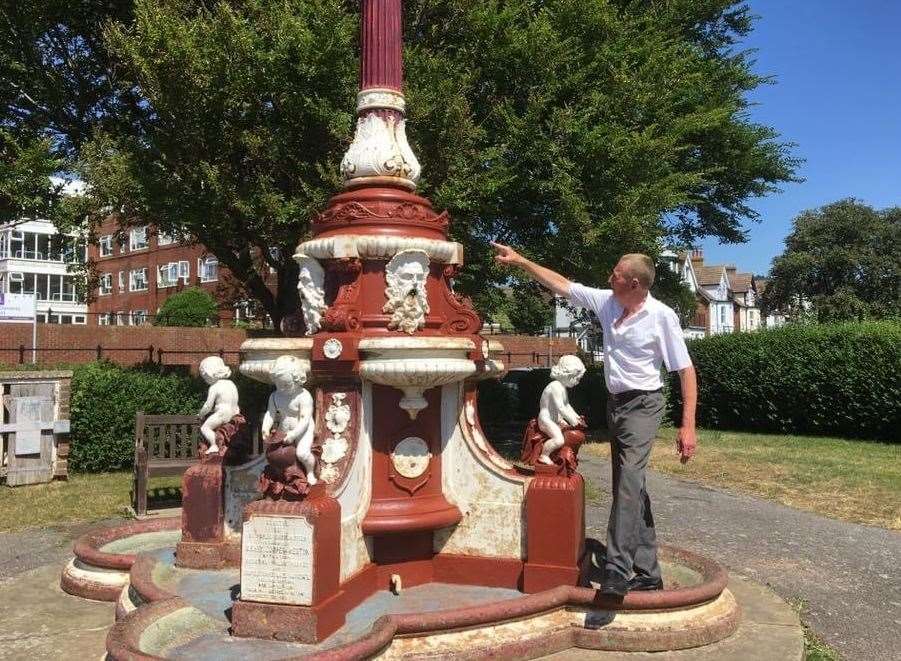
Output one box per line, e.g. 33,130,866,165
523,466,587,594
232,491,344,643
175,456,229,569
360,0,403,91
362,386,461,536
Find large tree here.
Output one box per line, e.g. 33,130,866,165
761,200,901,322
25,0,798,327
0,1,137,217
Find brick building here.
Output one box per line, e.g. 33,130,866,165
87,218,246,326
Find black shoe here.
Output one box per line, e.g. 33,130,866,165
599,570,629,596
628,574,664,592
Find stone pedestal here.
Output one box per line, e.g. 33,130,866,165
523,465,586,593
176,455,232,569
231,490,343,643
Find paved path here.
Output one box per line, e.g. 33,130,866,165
578,453,901,661
1,465,897,660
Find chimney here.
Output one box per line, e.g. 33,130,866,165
690,249,704,265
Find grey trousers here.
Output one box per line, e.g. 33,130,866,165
605,390,665,580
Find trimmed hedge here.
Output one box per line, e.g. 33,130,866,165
667,321,901,440
69,362,206,472
68,362,272,473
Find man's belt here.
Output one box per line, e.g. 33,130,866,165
610,388,663,404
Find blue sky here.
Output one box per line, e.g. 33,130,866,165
698,0,901,276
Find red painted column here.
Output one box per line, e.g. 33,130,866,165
361,0,403,91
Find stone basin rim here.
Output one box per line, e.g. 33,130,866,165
108,542,734,660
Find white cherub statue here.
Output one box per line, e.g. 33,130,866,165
198,356,241,455
536,355,587,465
262,355,317,486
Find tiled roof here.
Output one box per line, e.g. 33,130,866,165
694,265,726,286
730,273,754,292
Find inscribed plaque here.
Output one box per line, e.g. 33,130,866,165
14,397,45,455
241,515,314,605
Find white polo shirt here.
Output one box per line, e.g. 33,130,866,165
568,283,692,394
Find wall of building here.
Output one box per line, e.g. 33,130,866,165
87,220,239,325
0,325,576,371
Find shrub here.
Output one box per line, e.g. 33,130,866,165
69,362,205,472
668,321,901,440
154,287,219,327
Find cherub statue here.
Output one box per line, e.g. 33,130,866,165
521,355,588,474
260,355,317,497
198,356,241,455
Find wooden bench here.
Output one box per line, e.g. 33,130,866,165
133,413,201,517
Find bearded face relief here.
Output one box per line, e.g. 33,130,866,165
296,255,327,335
383,249,430,334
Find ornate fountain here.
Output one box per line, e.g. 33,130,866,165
63,2,746,657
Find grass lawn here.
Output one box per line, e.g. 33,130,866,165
0,472,181,533
583,427,901,530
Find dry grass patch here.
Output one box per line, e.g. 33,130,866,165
0,472,181,533
584,428,900,529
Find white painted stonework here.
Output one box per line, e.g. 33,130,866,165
340,113,421,187
357,88,406,113
320,393,351,485
383,249,430,334
434,385,527,559
224,455,266,541
358,337,477,419
296,235,462,264
238,338,313,384
295,254,327,335
337,383,374,582
391,436,431,478
241,515,314,606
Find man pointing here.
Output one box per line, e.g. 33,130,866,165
492,243,698,596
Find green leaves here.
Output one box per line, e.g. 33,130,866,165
668,322,901,440
154,287,220,327
6,0,798,324
762,200,901,322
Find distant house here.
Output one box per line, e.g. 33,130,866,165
754,278,787,328
676,250,772,337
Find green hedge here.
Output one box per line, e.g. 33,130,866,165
68,362,273,473
667,321,901,440
69,362,206,472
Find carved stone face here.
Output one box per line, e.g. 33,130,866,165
393,259,426,296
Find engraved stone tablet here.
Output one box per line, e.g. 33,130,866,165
241,515,314,605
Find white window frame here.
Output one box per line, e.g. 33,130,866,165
131,310,148,326
158,263,177,288
129,226,148,251
99,313,111,326
99,234,113,257
157,231,175,247
118,271,125,292
129,267,148,292
99,273,113,296
199,256,218,283
115,311,126,326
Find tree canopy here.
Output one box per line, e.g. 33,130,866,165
761,199,901,323
4,0,800,327
154,286,219,327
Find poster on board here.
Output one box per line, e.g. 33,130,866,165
0,292,37,323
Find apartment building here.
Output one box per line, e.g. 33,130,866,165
87,218,228,326
0,218,88,324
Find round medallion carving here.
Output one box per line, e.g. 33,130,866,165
391,437,431,479
323,338,343,359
